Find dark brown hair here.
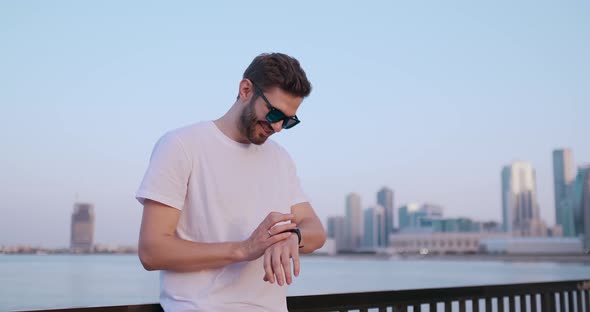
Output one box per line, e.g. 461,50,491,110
242,53,312,99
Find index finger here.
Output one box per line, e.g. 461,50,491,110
264,212,293,229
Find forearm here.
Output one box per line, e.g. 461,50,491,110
139,235,245,272
297,218,326,254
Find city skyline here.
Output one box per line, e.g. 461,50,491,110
1,2,589,247
2,147,588,248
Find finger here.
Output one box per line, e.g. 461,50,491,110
267,223,296,236
267,232,292,248
292,247,300,277
272,248,284,286
282,250,292,285
264,212,294,228
263,249,274,284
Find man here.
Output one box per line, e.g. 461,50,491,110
136,52,326,312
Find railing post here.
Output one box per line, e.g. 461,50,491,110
541,293,553,312
520,295,527,312
392,304,406,312
509,295,516,311
485,298,492,312
568,290,576,312
444,301,452,312
560,291,567,312
498,297,505,312
412,303,420,312
460,299,466,312
472,298,480,312
531,294,538,312
576,290,582,312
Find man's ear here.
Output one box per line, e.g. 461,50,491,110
238,79,255,103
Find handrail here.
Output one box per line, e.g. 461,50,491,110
19,279,590,312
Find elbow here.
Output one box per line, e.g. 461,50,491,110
318,230,327,249
138,243,159,271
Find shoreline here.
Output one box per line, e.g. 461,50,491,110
307,252,590,264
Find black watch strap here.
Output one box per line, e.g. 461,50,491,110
282,228,303,247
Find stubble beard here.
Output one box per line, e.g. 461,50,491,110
239,98,268,145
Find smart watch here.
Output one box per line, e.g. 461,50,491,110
282,228,303,247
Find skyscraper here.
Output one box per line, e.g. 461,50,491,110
501,161,546,236
363,205,385,248
345,193,363,250
572,166,590,246
398,203,421,230
377,187,394,245
398,203,443,231
71,202,95,253
553,149,575,236
327,216,347,252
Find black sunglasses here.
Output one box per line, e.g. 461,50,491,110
251,81,300,129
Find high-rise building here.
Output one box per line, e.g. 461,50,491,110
377,187,394,245
501,161,546,236
327,216,347,252
425,217,478,233
398,203,443,231
553,149,576,236
398,203,420,230
70,202,95,252
363,205,385,248
345,193,363,250
572,166,590,248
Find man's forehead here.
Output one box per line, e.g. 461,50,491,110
264,87,303,115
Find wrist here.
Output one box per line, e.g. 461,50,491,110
281,228,303,247
232,241,247,262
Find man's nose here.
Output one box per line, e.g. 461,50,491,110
270,120,284,133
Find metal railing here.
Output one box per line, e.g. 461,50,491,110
23,279,590,312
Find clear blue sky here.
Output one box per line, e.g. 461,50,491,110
1,1,589,247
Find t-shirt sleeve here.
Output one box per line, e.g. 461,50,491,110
135,132,191,210
285,151,308,207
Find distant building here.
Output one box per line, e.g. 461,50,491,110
377,187,394,245
398,203,420,230
481,221,502,232
70,202,95,253
480,237,584,255
363,205,385,248
327,216,347,252
424,217,482,233
390,232,506,254
572,166,590,249
553,149,576,236
345,193,363,250
398,203,443,232
501,161,547,236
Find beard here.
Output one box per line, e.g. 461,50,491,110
239,98,272,145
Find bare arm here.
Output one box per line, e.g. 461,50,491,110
138,199,295,272
291,201,326,254
262,201,326,285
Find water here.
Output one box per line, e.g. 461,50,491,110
0,255,588,311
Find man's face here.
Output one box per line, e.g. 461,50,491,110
239,86,303,145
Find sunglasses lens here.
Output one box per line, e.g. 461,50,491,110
266,110,285,123
283,118,300,129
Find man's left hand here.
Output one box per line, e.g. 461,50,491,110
263,233,300,286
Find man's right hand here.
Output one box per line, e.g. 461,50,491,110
238,212,296,261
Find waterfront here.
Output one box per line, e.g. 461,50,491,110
1,255,589,311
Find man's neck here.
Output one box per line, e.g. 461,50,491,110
214,102,250,144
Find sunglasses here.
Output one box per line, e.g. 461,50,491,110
251,81,300,129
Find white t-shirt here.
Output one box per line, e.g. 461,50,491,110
136,121,308,312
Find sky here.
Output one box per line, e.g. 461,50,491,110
1,1,589,247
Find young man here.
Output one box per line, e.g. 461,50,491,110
136,53,326,311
